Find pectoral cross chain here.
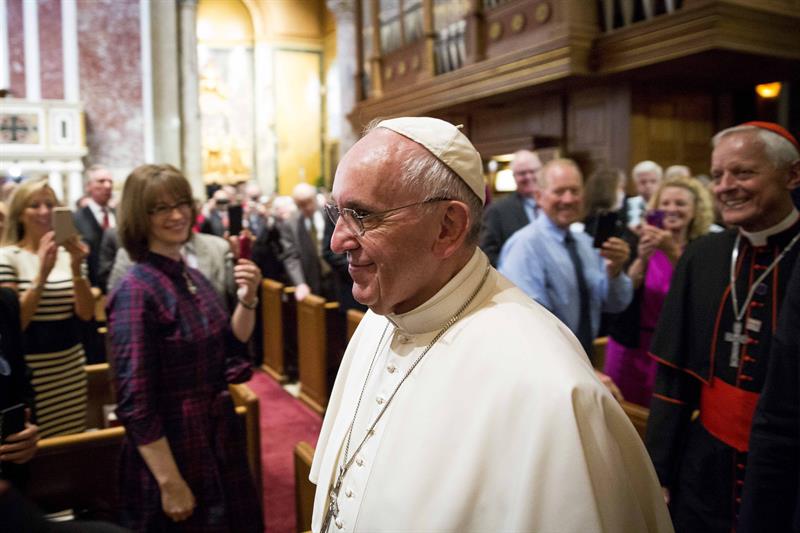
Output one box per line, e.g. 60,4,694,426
724,321,749,368
321,466,345,532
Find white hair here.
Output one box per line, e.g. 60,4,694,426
398,149,483,244
665,165,691,181
364,121,483,244
632,160,663,180
712,125,800,169
292,182,317,201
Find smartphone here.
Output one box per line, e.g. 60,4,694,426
592,211,621,248
228,204,243,235
239,234,252,260
1,403,25,442
52,206,77,244
645,209,665,229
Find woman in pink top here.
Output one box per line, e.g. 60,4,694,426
604,177,714,406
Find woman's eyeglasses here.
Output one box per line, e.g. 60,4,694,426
149,200,192,217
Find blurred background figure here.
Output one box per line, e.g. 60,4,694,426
0,180,93,438
580,167,635,246
73,165,115,289
480,149,543,266
279,183,333,302
0,286,39,490
626,161,663,229
108,164,262,532
200,188,231,236
664,165,692,181
604,177,713,406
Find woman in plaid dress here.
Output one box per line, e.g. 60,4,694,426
108,165,263,532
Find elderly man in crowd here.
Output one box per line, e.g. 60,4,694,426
646,122,800,533
280,182,333,301
498,159,633,357
310,117,671,533
479,149,542,266
626,160,663,228
74,165,115,287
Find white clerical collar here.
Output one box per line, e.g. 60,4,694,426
387,248,488,335
740,209,799,246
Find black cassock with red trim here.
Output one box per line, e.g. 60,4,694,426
645,219,800,533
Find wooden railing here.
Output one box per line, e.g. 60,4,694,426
599,0,683,32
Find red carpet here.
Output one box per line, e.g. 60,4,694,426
248,370,322,533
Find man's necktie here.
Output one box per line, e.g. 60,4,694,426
308,217,331,276
101,208,109,230
564,232,593,356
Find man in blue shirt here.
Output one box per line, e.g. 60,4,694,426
498,158,633,356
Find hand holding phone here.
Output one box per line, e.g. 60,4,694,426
645,210,665,229
0,404,25,443
52,207,77,245
228,205,244,236
592,211,621,248
239,232,252,260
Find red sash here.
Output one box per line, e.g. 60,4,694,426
700,378,760,452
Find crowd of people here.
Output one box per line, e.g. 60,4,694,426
0,117,798,533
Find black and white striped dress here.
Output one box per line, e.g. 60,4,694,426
0,245,87,438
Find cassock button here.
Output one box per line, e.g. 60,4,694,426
345,488,353,498
355,456,364,466
376,396,385,405
335,518,344,529
387,363,396,374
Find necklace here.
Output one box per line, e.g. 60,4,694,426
182,270,197,295
726,231,800,367
321,264,491,532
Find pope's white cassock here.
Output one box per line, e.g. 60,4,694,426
310,249,673,533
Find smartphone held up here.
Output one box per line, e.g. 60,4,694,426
52,207,77,245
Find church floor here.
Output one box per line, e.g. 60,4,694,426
248,369,322,533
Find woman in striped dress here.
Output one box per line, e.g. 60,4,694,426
0,179,94,438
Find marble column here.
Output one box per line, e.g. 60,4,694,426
253,41,277,195
48,171,65,202
67,169,84,208
150,0,182,169
178,0,204,199
326,0,359,156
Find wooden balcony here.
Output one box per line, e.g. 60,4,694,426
350,0,800,125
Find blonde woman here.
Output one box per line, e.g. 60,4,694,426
0,179,93,437
604,177,714,406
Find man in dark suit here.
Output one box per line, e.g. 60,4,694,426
73,165,114,288
479,149,542,266
280,183,333,301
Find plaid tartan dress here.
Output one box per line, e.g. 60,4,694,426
107,252,262,532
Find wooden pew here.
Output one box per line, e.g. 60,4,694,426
260,279,298,382
28,365,263,517
28,362,122,517
294,441,316,533
591,336,608,370
85,363,116,429
297,294,346,414
346,309,365,341
620,400,649,441
229,382,264,502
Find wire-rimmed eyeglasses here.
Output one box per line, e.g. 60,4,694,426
148,200,193,217
324,197,451,236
